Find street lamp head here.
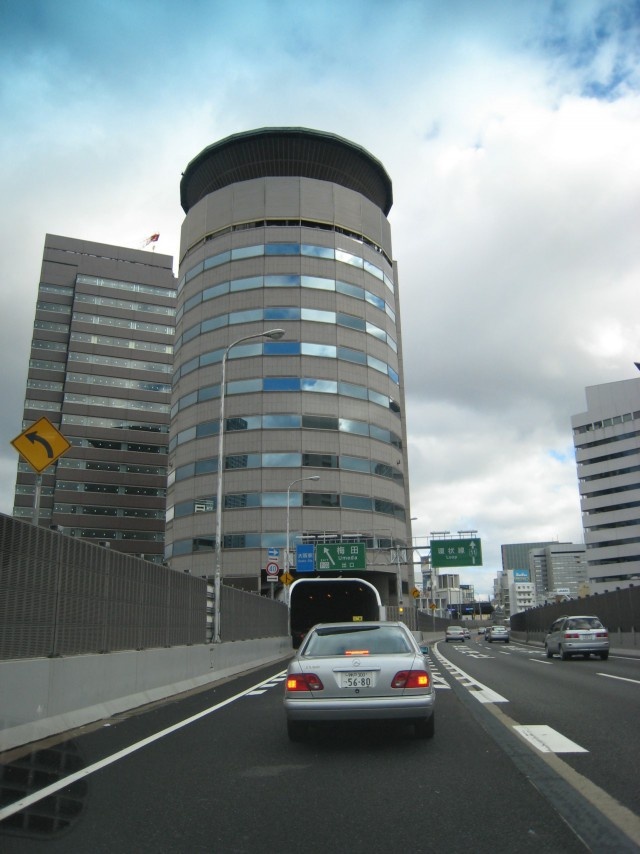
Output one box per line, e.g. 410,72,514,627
308,475,320,481
264,328,285,340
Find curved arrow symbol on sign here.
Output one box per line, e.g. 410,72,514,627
26,431,54,459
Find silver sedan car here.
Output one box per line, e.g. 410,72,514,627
284,621,436,741
487,625,510,643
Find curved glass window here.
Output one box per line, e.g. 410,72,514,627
230,308,263,324
301,308,334,324
181,239,393,294
301,378,337,394
337,313,365,331
265,274,299,287
195,458,217,475
184,268,394,321
264,341,300,355
303,342,337,358
340,418,369,436
341,456,370,473
303,275,334,292
335,249,363,268
201,316,227,334
263,452,302,467
342,495,373,511
227,378,262,395
170,412,401,453
174,337,398,386
366,321,386,340
172,450,402,485
336,280,361,299
232,245,264,260
264,377,301,392
178,295,396,355
265,243,299,255
265,307,300,321
204,251,231,269
226,453,260,469
185,263,204,283
263,414,301,428
203,282,230,300
232,276,263,292
301,244,333,259
184,293,202,312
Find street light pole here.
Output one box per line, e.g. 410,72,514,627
286,476,320,586
213,328,285,643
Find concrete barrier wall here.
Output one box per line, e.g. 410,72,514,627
0,637,293,752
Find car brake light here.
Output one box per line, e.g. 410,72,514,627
391,670,430,689
596,631,608,638
564,633,580,639
286,673,324,691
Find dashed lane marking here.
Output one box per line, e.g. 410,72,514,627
432,645,509,703
513,725,587,754
247,673,287,695
597,672,640,686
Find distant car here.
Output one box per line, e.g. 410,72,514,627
463,627,471,639
477,626,486,635
487,625,509,643
445,626,466,643
545,615,609,660
284,621,436,741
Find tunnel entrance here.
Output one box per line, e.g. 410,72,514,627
289,577,382,648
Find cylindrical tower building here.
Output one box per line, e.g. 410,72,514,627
166,128,413,603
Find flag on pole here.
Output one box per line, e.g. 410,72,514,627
142,233,160,248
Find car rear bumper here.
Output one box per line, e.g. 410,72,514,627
284,692,435,722
558,641,609,654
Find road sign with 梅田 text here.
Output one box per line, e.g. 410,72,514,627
315,543,366,571
11,417,71,473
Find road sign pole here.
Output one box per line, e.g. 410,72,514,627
33,473,42,526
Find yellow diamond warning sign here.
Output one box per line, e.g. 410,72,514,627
11,417,71,473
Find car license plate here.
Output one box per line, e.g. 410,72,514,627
341,671,375,688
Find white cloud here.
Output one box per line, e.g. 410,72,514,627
1,0,639,597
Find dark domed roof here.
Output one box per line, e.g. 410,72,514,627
180,127,393,215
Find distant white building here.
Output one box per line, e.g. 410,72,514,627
505,570,536,615
572,376,640,593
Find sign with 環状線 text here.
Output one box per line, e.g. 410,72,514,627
430,538,482,568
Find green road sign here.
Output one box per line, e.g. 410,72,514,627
430,538,483,568
315,542,366,571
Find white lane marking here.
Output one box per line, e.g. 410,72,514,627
513,725,588,754
430,672,451,690
432,645,508,703
597,672,640,685
531,659,553,665
248,675,287,695
0,669,287,824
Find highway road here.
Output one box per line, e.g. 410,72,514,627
1,636,639,853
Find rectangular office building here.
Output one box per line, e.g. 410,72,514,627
572,376,640,593
13,235,176,562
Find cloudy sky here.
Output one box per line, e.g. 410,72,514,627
1,0,639,597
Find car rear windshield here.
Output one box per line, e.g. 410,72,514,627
303,626,412,656
565,617,603,630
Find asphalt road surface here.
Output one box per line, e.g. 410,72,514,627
1,636,639,853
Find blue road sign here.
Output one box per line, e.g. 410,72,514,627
295,544,315,573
